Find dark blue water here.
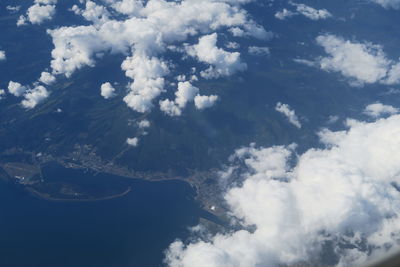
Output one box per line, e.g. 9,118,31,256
0,164,205,267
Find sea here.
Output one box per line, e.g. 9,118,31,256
0,163,207,267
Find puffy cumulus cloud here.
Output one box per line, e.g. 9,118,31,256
166,113,400,267
275,2,332,20
364,102,399,118
8,81,27,97
175,81,199,108
159,81,198,116
194,95,218,110
138,119,150,129
0,89,5,100
44,0,268,114
316,34,400,86
107,0,144,16
8,81,49,108
248,46,270,56
71,1,110,24
126,137,139,147
0,50,6,61
275,102,301,128
48,25,111,77
186,33,247,79
122,55,169,112
39,71,56,85
100,82,116,99
159,81,218,115
372,0,400,9
225,41,240,49
159,99,182,116
21,85,49,109
19,0,57,25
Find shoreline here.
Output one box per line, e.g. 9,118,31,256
25,186,132,203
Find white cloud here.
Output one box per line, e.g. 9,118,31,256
71,1,110,24
108,0,144,16
175,81,199,108
39,71,56,85
17,0,57,26
275,2,332,21
275,102,301,128
6,5,21,13
0,89,5,100
160,81,201,116
17,15,27,26
248,46,270,56
294,3,332,20
364,102,399,118
44,0,268,114
26,2,56,25
21,85,49,109
186,33,247,79
275,8,295,20
315,34,400,87
293,58,317,67
372,0,400,9
225,42,240,49
8,81,27,97
8,81,49,108
0,50,6,61
159,99,182,117
126,137,139,147
194,95,219,110
166,113,400,267
122,55,169,113
316,34,391,86
100,82,116,99
138,119,150,129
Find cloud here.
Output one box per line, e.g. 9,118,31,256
159,81,218,115
6,5,21,13
39,71,56,85
372,0,400,9
21,85,49,109
0,50,6,61
100,82,116,99
8,81,27,97
8,81,49,108
159,99,182,117
0,89,5,100
186,33,247,79
275,2,332,20
166,113,400,267
126,137,139,147
194,95,219,110
275,8,295,20
293,58,317,67
364,102,399,118
316,34,400,86
174,81,199,108
138,119,150,129
248,46,270,56
225,42,240,49
275,102,302,128
43,0,268,114
21,0,57,25
71,1,110,24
